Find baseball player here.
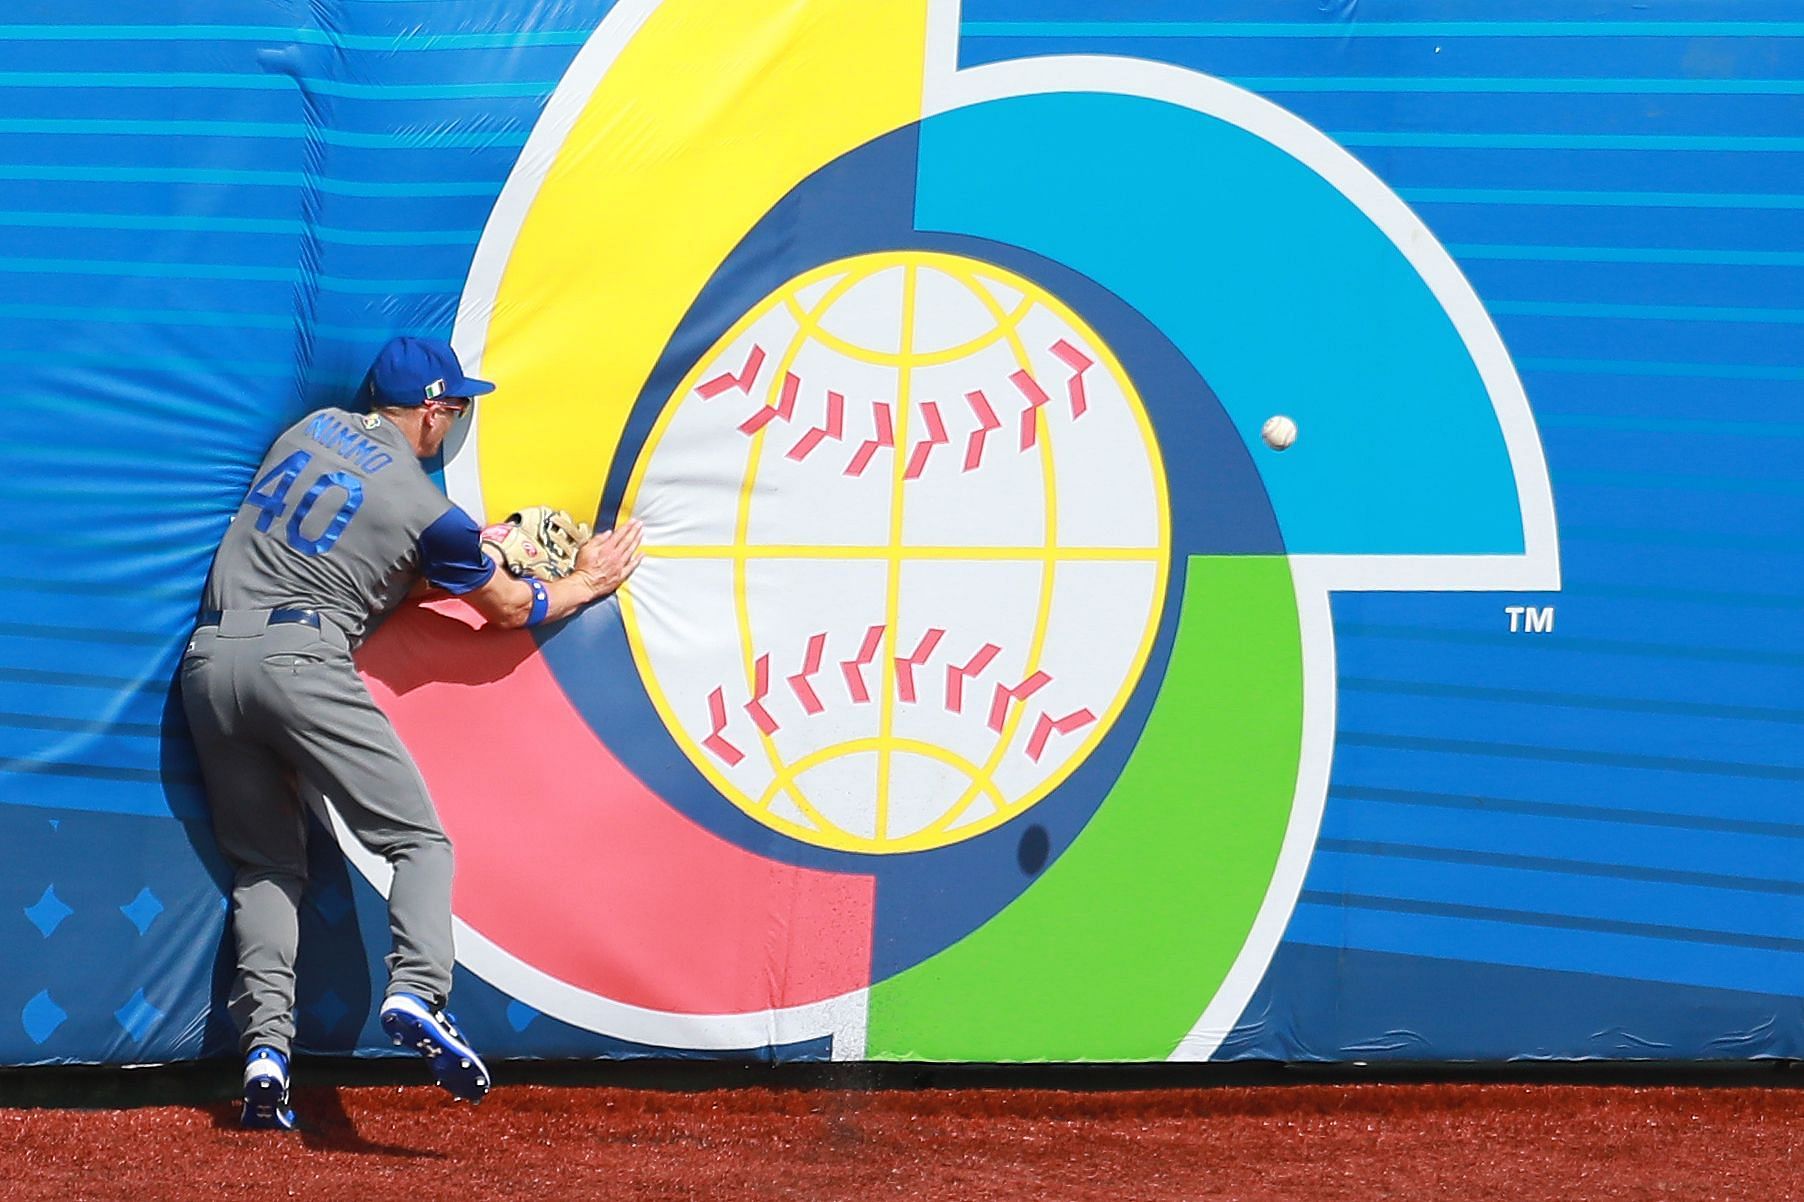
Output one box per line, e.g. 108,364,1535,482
181,335,642,1129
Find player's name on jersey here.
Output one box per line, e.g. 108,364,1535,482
305,412,397,475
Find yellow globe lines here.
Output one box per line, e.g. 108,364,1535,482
619,251,1171,854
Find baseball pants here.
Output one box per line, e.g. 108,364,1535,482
180,610,454,1056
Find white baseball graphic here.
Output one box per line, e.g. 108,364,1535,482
619,251,1172,854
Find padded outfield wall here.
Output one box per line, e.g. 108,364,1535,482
2,0,1801,1066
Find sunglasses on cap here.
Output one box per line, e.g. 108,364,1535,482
423,397,471,421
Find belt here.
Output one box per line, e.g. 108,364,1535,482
196,608,322,630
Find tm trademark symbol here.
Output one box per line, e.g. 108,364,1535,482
1505,605,1555,634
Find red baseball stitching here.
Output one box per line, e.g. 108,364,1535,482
713,340,1096,472
894,628,946,704
1011,370,1051,452
745,654,779,735
701,628,1098,771
1026,707,1096,762
787,633,828,715
697,344,766,400
1050,339,1094,419
988,670,1051,733
840,624,886,703
844,403,895,477
702,687,745,766
738,371,799,435
903,401,949,481
963,390,1000,472
787,390,844,462
945,643,1002,713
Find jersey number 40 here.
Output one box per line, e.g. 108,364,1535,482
246,450,365,557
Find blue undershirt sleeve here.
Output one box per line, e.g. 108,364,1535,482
418,506,497,595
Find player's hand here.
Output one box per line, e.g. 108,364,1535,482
573,519,645,598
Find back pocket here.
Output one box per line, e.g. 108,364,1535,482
263,652,327,670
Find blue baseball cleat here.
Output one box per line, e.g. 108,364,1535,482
240,1046,298,1131
379,992,490,1102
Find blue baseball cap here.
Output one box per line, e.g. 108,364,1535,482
360,336,496,408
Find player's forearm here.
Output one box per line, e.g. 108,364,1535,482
483,573,602,629
543,569,612,624
465,569,601,630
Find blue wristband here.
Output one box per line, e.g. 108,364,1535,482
524,578,550,627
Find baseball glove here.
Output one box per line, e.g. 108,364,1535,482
479,506,592,581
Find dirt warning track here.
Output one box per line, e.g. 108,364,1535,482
6,1082,1804,1201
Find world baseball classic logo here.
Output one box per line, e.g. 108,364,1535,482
333,0,1560,1062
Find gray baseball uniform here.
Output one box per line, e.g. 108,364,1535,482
182,407,495,1056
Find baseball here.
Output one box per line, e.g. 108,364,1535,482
618,251,1172,854
1261,415,1297,451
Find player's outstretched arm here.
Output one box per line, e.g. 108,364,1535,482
464,519,644,629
